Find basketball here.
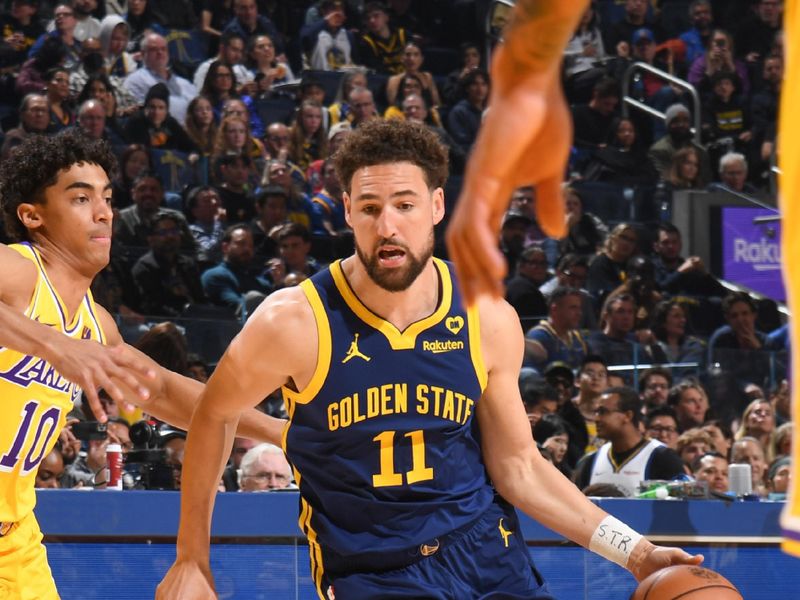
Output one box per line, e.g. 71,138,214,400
631,565,743,600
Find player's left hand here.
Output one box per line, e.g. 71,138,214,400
630,543,704,582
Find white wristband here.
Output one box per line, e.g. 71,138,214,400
588,516,644,569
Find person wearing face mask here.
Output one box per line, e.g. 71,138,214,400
648,103,713,186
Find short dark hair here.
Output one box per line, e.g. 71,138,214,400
690,451,726,474
184,185,218,217
656,222,681,238
639,367,674,394
277,222,311,243
645,405,678,427
132,170,163,190
604,386,642,425
556,253,588,273
520,380,559,410
220,30,244,48
722,291,756,315
364,1,388,15
593,77,620,99
256,185,289,208
548,286,580,307
0,129,118,241
148,211,180,233
334,119,448,195
532,413,568,441
222,222,251,243
579,354,607,373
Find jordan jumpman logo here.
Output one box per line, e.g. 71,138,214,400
498,518,514,548
342,333,371,363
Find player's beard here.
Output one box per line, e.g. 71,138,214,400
356,231,434,292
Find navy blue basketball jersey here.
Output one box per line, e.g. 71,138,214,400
282,258,494,590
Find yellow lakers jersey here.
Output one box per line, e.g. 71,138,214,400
0,243,106,522
780,0,800,558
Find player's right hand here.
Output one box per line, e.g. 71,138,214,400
43,336,156,422
156,560,216,600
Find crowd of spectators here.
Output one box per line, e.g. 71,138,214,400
2,0,789,498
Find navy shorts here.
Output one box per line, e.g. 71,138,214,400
322,500,556,600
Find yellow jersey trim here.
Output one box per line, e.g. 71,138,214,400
24,244,83,333
282,279,332,406
608,438,652,472
782,540,800,558
329,258,453,350
466,303,488,391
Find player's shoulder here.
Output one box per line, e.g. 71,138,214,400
0,243,39,308
474,295,523,338
243,284,318,343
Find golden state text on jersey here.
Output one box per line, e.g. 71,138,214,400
282,258,491,589
0,243,106,522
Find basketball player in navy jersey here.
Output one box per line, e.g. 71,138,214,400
158,119,700,600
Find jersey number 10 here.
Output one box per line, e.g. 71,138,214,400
372,430,434,487
0,401,62,476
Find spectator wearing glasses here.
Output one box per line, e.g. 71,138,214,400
573,386,685,496
505,246,549,327
639,367,673,414
238,443,295,491
586,223,639,303
645,406,680,450
28,3,82,70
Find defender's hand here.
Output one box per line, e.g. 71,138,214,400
447,54,571,305
156,560,216,600
44,337,155,422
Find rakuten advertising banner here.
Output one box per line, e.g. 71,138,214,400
722,207,785,301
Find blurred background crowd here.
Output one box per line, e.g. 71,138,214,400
0,0,790,499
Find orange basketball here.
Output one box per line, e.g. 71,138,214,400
631,565,743,600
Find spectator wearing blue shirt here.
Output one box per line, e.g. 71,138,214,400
310,158,346,236
223,0,283,53
525,287,588,372
679,1,715,65
446,68,489,153
587,292,667,370
201,223,272,318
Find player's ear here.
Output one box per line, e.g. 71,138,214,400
431,187,445,225
17,203,43,232
343,191,353,227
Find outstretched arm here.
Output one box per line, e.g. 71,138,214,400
0,244,155,412
96,306,287,446
476,297,702,581
447,0,590,305
156,287,314,599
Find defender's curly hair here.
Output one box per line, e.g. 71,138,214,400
333,118,448,194
0,129,118,242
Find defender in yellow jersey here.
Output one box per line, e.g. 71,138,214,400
0,130,283,598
